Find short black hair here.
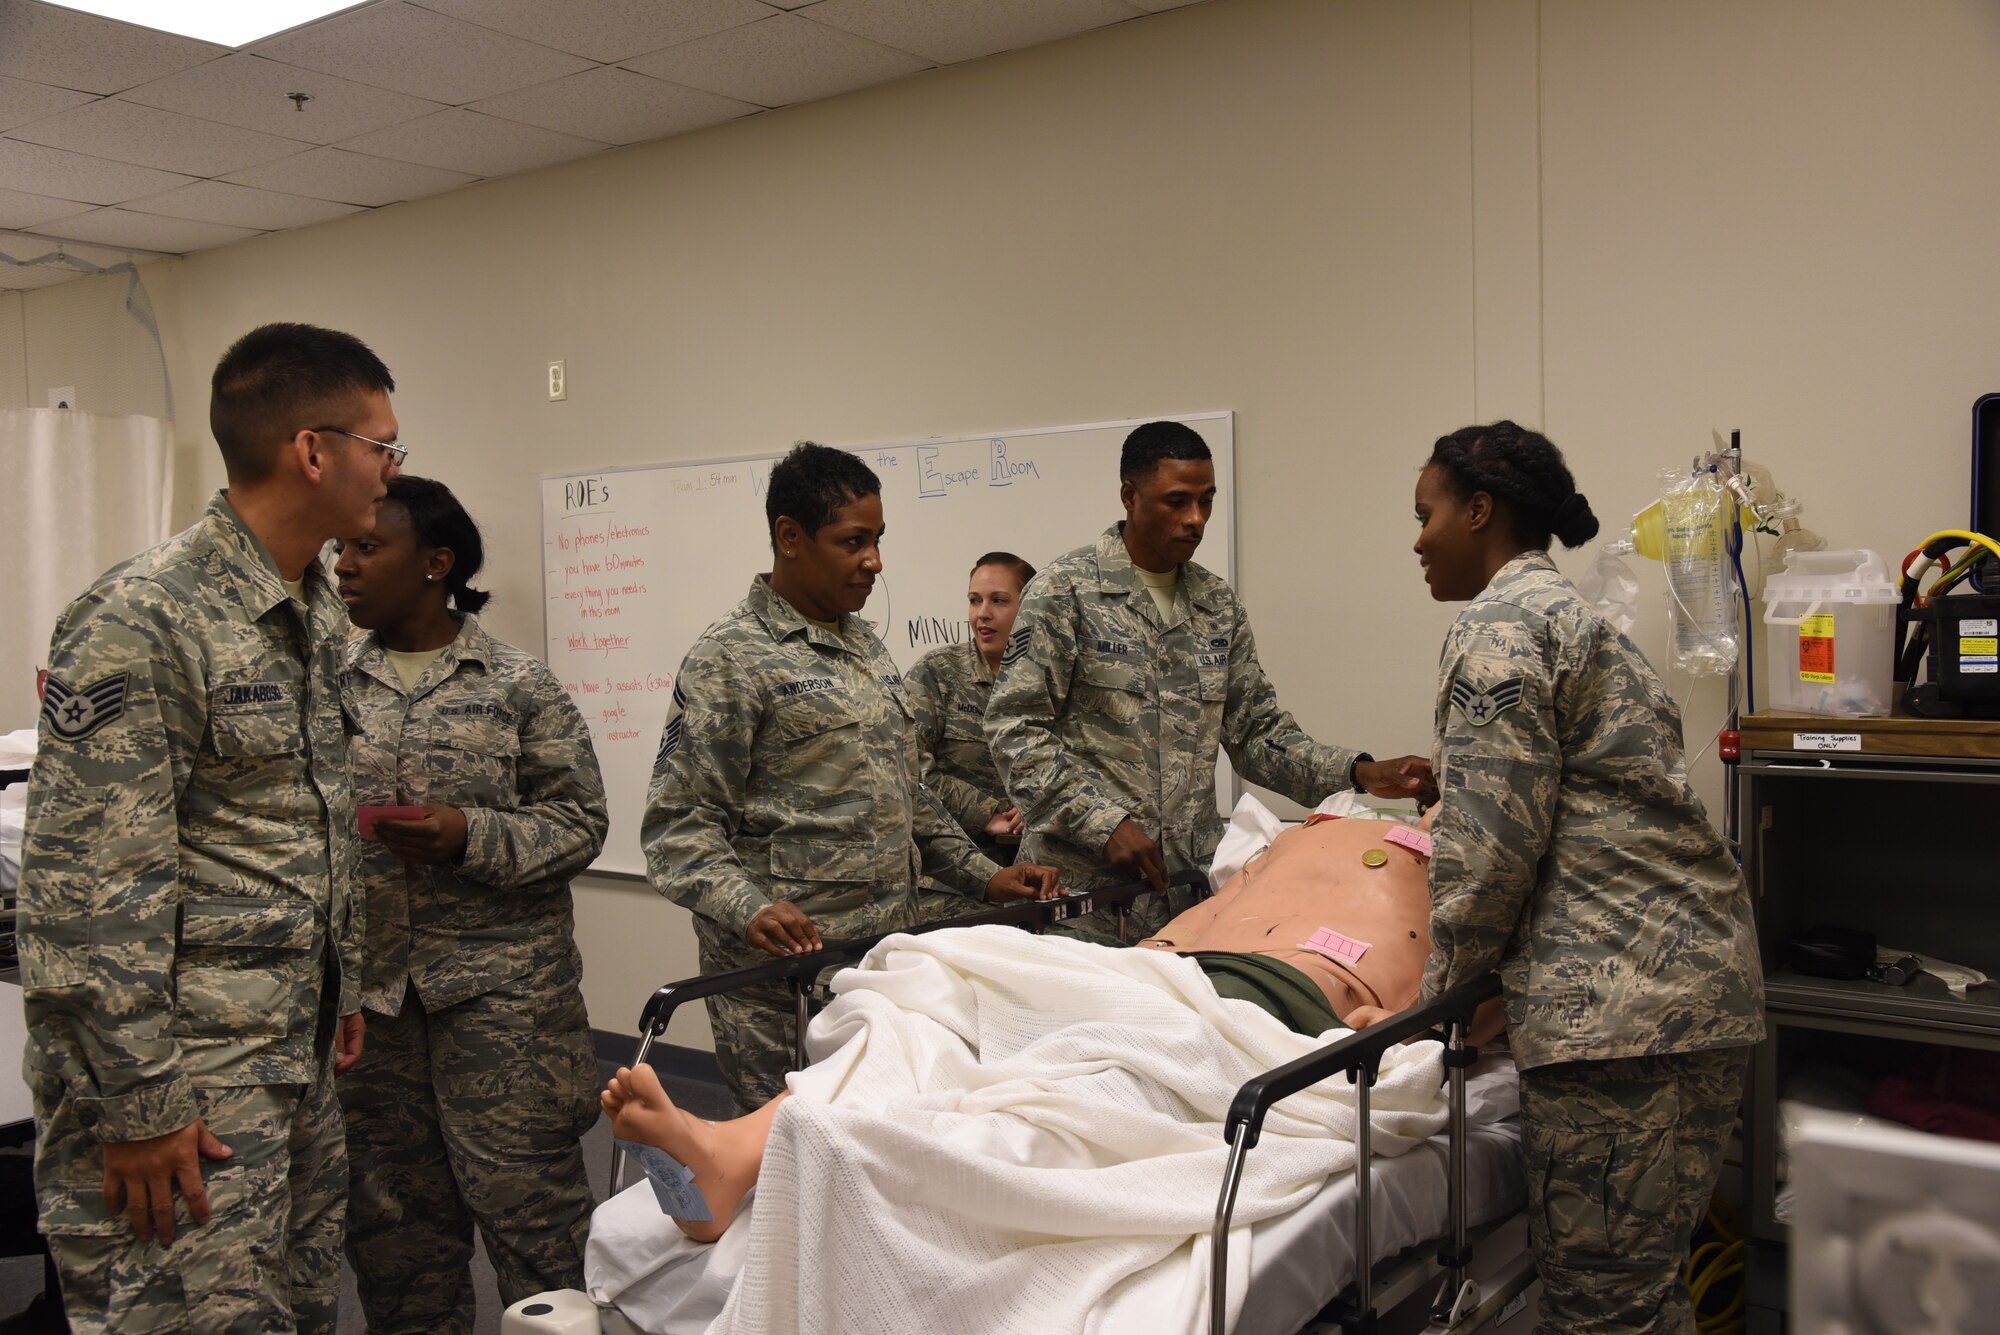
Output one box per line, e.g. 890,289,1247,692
210,322,394,483
971,551,1037,589
765,442,880,546
1425,421,1601,551
1119,420,1212,482
383,475,490,615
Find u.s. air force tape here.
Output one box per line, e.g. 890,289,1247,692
613,1137,713,1221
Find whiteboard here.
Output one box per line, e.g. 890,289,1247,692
542,413,1235,876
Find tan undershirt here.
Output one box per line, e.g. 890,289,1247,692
384,646,446,693
1135,564,1178,620
282,575,307,604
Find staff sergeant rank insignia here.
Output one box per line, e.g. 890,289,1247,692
1450,677,1526,728
41,672,130,742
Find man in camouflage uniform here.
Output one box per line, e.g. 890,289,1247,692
1415,425,1764,1334
17,323,401,1333
644,444,1060,1113
986,420,1432,943
334,475,608,1331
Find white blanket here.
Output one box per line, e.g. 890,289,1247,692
589,926,1450,1335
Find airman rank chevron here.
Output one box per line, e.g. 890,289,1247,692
41,672,130,742
658,679,687,761
1451,677,1526,727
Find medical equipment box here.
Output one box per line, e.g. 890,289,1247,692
1976,393,1999,590
1761,549,1900,717
1901,592,2000,718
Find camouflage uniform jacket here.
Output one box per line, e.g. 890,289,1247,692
986,525,1363,890
642,576,1002,939
18,492,361,1144
904,640,1007,839
1424,551,1765,1070
344,615,608,1015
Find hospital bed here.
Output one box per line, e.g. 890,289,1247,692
506,875,1534,1335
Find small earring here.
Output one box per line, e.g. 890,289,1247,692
425,574,434,582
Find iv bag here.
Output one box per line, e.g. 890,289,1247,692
1579,545,1641,636
1660,469,1740,676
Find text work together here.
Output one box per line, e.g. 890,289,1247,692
540,414,1235,876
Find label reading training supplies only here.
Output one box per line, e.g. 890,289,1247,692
1792,732,1862,752
1798,613,1836,684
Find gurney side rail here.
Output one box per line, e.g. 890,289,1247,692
1211,973,1503,1335
612,871,1210,1191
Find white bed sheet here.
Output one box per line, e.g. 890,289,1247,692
585,1052,1523,1335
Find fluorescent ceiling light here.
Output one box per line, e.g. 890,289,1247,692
42,1,374,48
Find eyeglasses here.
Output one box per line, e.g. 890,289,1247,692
310,425,408,465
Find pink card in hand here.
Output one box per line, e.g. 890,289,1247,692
358,805,425,839
1383,825,1433,859
1302,927,1371,966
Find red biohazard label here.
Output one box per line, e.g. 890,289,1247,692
1799,635,1835,682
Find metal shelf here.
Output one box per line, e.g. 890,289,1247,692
1764,970,2000,1037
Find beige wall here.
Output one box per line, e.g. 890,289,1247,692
46,0,2000,1045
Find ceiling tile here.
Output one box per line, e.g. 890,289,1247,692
256,2,594,104
123,53,445,145
415,0,773,64
0,185,90,231
0,2,226,96
222,145,475,207
336,107,607,177
0,75,97,132
623,12,928,108
803,0,1145,65
7,97,309,177
0,139,196,204
468,65,754,146
122,180,362,230
42,208,262,254
0,227,157,267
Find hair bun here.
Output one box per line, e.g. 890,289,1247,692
1552,492,1600,548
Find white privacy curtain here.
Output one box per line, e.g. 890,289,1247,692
1,407,174,733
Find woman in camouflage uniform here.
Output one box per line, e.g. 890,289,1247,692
904,551,1037,923
333,477,609,1333
1411,422,1764,1335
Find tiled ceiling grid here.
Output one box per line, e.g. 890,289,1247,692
0,0,1205,290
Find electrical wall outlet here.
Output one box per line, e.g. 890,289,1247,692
547,360,567,401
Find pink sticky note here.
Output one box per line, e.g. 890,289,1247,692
1302,927,1371,966
1384,825,1433,859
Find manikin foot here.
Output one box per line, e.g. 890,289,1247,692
602,1063,787,1243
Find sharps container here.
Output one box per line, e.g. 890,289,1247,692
1761,549,1901,716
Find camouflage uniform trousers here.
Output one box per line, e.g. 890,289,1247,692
32,1048,347,1334
695,916,886,1116
339,958,599,1333
1521,1046,1750,1335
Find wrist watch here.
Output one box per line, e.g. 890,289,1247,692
1348,752,1375,791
